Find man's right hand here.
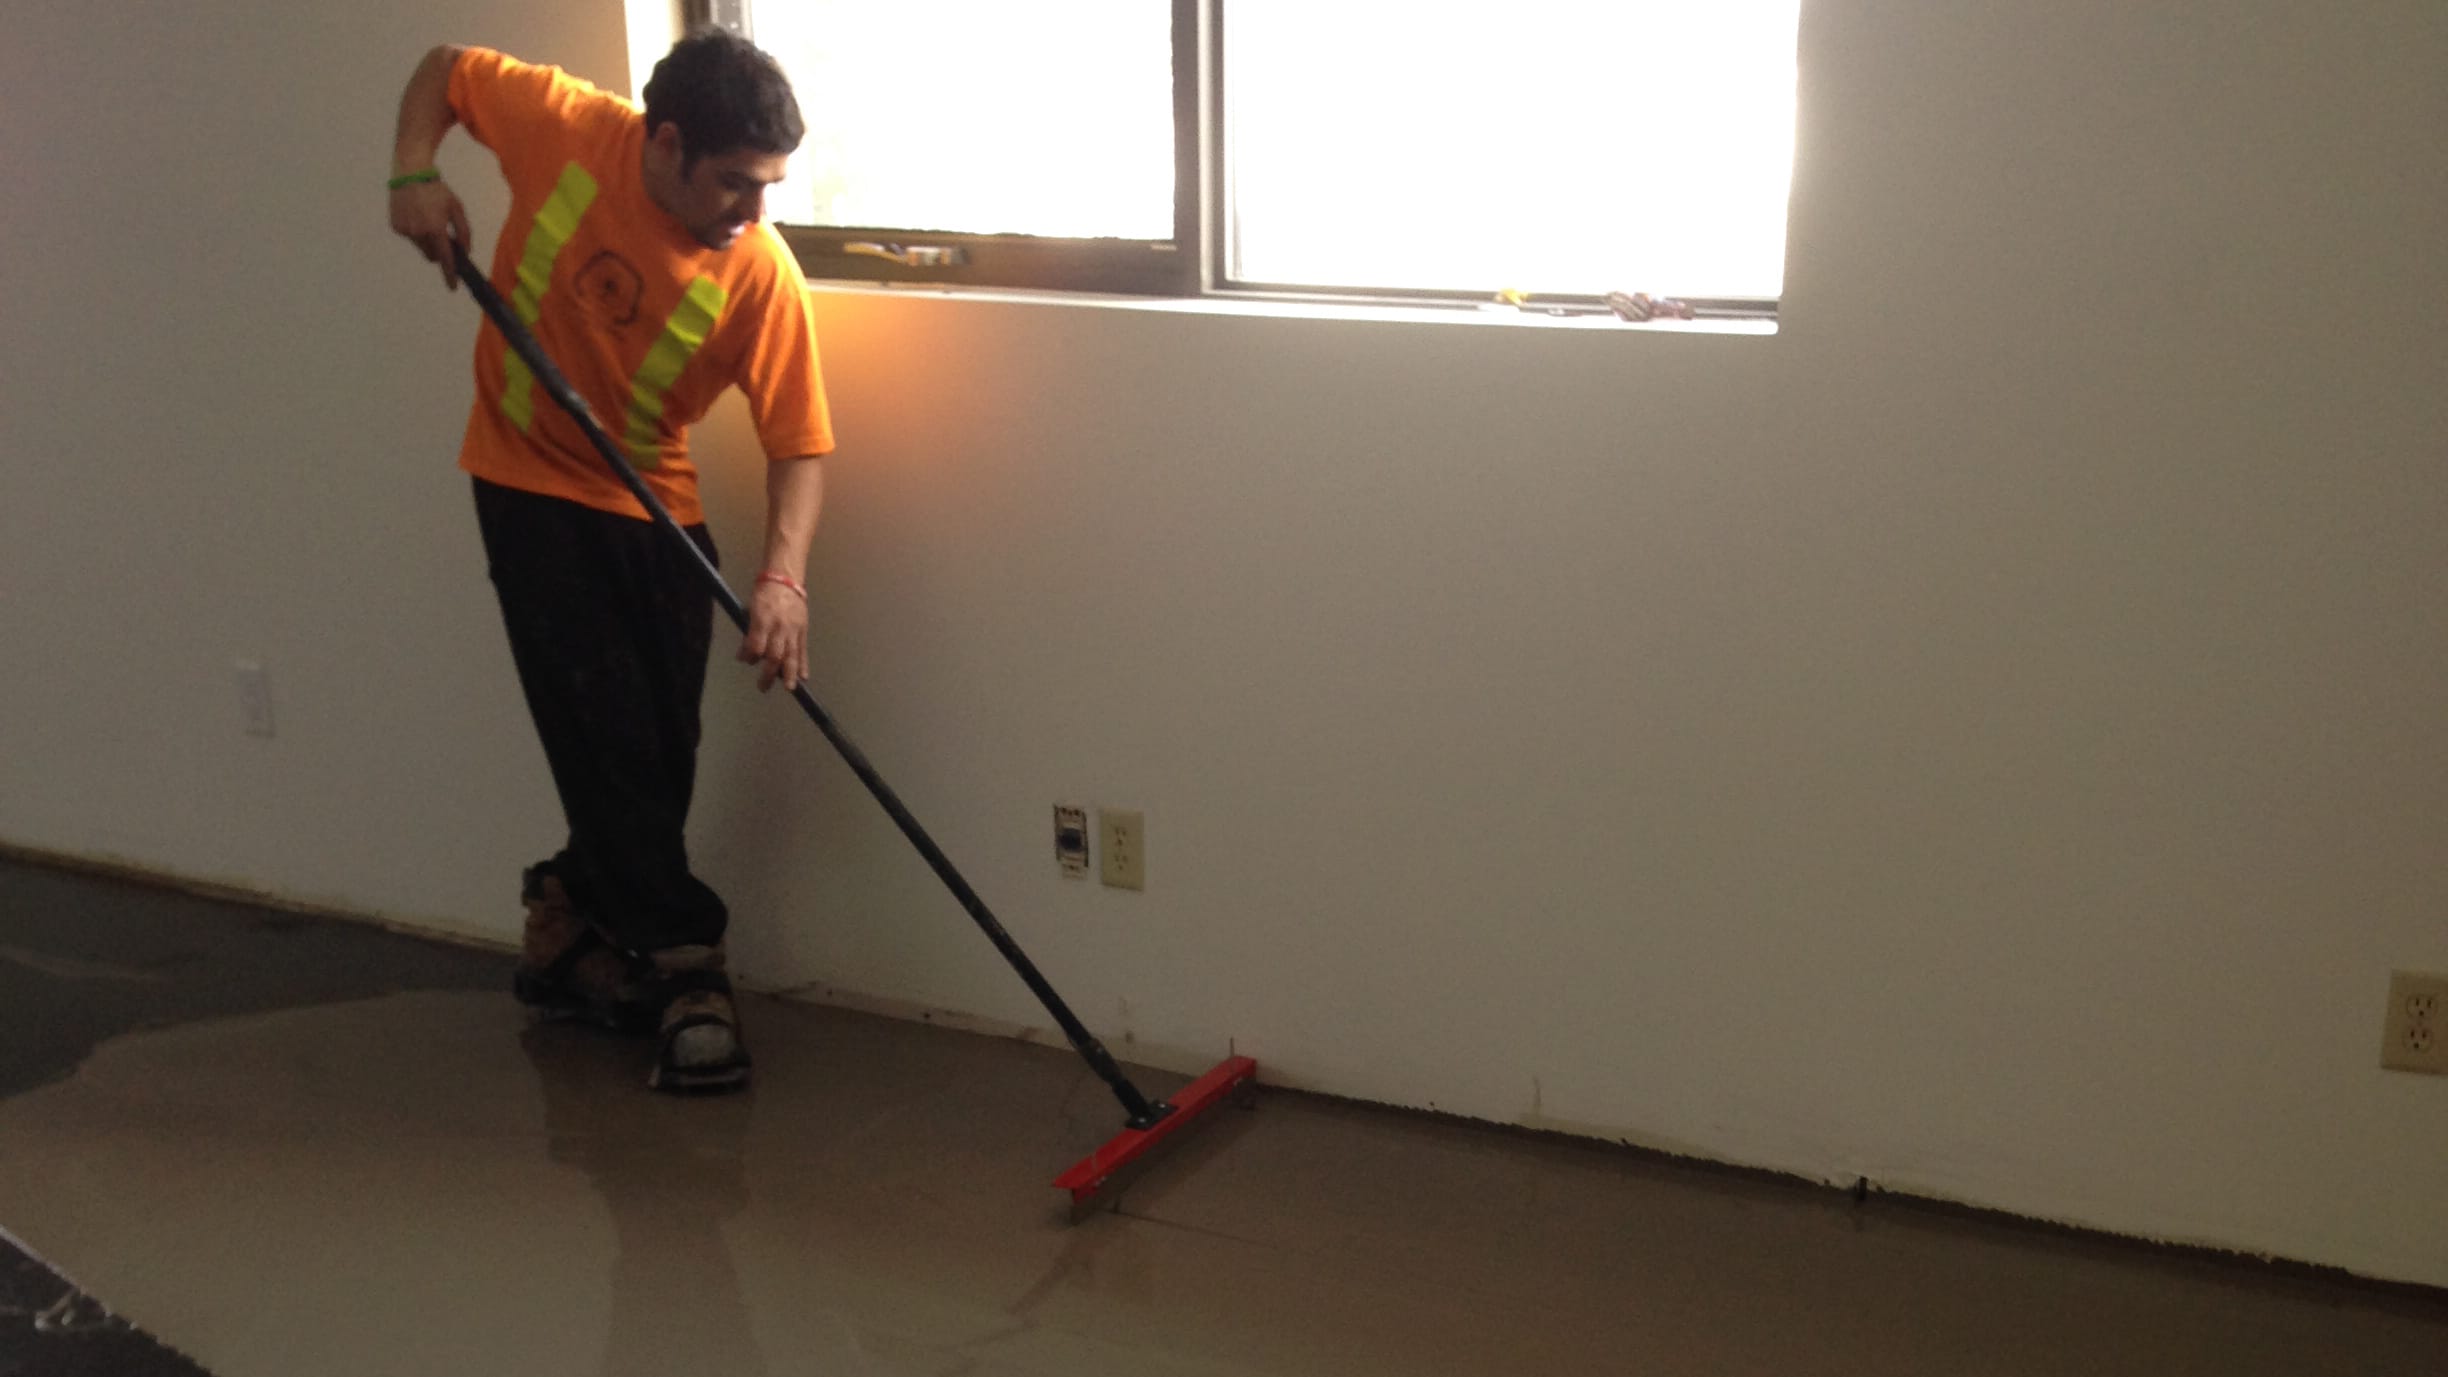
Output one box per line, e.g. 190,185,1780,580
391,178,472,290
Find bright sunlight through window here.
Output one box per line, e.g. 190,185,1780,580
738,1,1799,305
750,0,1175,239
1224,3,1799,299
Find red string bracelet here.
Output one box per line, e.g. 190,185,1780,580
755,571,806,599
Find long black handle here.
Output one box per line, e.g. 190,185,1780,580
448,243,1167,1128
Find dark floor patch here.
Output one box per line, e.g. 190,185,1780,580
0,857,511,1100
0,858,512,1367
1,1229,214,1375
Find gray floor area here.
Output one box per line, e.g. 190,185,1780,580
2,856,2442,1376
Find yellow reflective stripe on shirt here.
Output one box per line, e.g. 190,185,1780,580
500,162,600,432
621,275,729,471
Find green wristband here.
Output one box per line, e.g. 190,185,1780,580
387,167,442,190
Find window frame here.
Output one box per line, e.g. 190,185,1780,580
724,0,1203,297
705,0,1780,320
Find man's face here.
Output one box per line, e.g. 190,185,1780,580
672,146,790,250
646,123,789,251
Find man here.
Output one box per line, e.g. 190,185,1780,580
387,31,833,1093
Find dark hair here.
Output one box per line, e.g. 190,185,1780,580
641,29,804,168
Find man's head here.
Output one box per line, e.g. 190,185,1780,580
640,30,804,250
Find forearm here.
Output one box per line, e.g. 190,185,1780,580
393,44,465,176
762,456,825,580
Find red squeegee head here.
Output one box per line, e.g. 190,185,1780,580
1055,1055,1258,1206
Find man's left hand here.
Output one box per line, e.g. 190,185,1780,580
739,579,809,693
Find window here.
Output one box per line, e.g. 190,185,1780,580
699,1,1799,318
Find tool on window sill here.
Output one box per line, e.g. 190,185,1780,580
843,242,968,269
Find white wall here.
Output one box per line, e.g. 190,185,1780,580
4,1,2443,1289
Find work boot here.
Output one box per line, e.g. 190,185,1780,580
647,943,751,1094
512,863,659,1033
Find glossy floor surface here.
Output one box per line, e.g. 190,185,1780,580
3,858,2442,1375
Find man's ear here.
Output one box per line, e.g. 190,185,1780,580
647,120,686,164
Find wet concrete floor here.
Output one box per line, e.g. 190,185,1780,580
2,856,2443,1375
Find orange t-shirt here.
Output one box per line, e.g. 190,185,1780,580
448,47,833,526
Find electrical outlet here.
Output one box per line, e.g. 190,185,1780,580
2380,970,2448,1075
1054,805,1089,878
1098,808,1144,891
234,660,275,738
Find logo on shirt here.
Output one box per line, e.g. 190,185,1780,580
575,250,645,330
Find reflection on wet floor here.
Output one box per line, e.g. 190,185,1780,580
3,857,2444,1376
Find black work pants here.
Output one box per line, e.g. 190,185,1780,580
473,477,728,952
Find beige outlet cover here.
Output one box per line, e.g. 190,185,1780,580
2379,970,2448,1074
